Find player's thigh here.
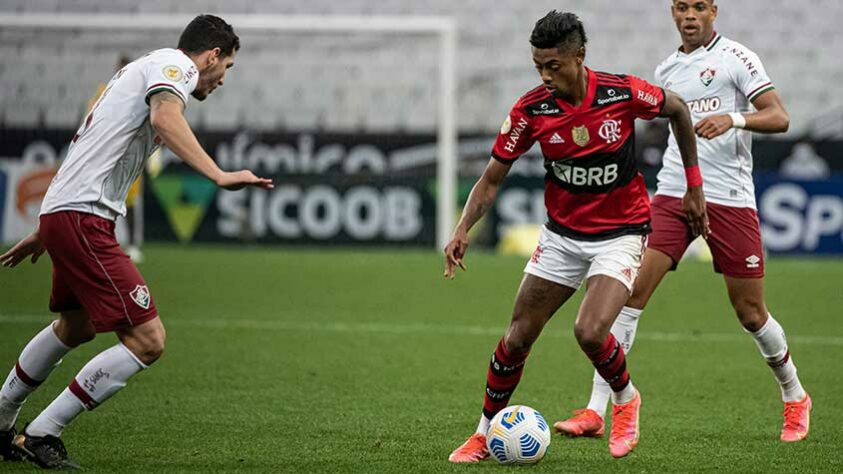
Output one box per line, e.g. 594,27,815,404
575,274,632,348
506,273,577,351
706,202,765,278
723,276,768,331
627,247,675,309
577,235,646,343
647,195,695,269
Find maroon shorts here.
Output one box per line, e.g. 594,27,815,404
648,195,764,278
39,211,158,333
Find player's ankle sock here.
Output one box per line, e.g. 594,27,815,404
475,415,491,435
27,343,146,437
748,314,806,402
24,388,84,437
586,374,611,418
0,322,71,431
583,334,633,404
586,307,642,417
612,381,636,405
482,338,529,420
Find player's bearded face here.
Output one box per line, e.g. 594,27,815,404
532,47,583,98
672,1,717,49
193,50,236,101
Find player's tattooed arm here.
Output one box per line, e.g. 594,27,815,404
149,91,272,191
660,89,710,238
444,158,511,279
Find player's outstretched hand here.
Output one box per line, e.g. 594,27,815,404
216,170,274,191
694,114,733,140
682,185,710,239
1,230,45,268
443,228,469,279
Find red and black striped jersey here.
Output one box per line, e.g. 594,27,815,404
492,68,666,240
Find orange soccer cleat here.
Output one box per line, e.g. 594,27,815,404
448,433,489,463
553,409,605,437
609,389,640,458
780,393,812,442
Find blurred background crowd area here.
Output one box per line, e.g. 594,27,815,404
1,0,841,255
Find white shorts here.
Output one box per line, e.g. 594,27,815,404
524,226,647,292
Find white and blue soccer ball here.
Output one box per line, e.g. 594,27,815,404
486,405,551,464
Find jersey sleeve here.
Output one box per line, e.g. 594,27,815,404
144,53,198,107
491,104,535,163
628,75,666,120
724,44,774,103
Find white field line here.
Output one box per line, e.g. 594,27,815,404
1,313,842,347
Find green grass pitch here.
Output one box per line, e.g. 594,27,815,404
1,245,842,472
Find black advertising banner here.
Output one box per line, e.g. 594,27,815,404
143,172,437,246
2,126,841,249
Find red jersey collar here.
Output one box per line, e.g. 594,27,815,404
555,67,597,113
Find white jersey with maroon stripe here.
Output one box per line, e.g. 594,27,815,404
41,48,198,220
655,32,774,209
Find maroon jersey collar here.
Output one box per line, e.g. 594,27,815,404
554,67,597,113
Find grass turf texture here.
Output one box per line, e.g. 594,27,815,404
1,244,842,473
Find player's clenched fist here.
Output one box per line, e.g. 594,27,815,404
443,229,469,279
694,114,733,140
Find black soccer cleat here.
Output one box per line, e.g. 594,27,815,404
12,427,79,470
1,427,23,461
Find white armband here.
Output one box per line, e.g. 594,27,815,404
728,112,746,129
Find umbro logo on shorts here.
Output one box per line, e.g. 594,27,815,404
130,285,151,310
745,255,761,268
549,133,565,144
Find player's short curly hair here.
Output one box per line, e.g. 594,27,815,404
529,10,587,54
178,15,240,57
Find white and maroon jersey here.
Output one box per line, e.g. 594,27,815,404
493,68,666,240
655,32,775,209
40,48,198,220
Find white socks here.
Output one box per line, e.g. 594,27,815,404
0,322,71,431
27,344,146,437
612,381,637,406
587,306,641,417
476,415,491,435
748,314,806,402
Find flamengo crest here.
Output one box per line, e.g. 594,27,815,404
700,68,716,87
598,119,622,144
571,125,590,147
130,285,151,310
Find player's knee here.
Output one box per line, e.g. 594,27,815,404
135,336,165,365
573,320,604,352
73,325,97,345
124,324,167,365
732,298,767,332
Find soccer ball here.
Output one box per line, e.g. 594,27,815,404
486,405,551,464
